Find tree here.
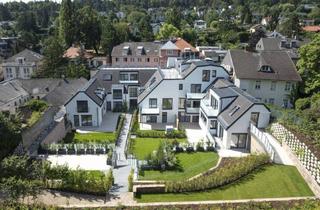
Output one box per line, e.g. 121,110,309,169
59,0,77,47
248,28,266,51
165,7,182,29
156,23,181,40
114,22,131,43
78,6,101,54
0,113,22,160
101,17,117,57
16,12,39,33
278,13,301,38
297,34,320,95
0,4,12,21
181,28,197,46
39,36,66,78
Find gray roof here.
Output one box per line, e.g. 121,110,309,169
161,41,179,50
226,50,302,81
5,49,43,63
211,79,265,129
94,67,158,93
80,78,105,106
137,69,164,103
0,80,28,106
256,38,281,51
111,42,161,57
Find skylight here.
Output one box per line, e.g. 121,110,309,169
229,105,240,116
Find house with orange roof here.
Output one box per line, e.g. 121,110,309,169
302,25,320,33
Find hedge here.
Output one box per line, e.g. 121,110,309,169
136,129,186,139
115,114,125,142
165,154,270,193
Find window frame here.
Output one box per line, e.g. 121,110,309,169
202,70,210,82
149,98,157,108
162,98,173,110
77,100,89,113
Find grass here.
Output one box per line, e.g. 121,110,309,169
132,138,187,160
136,165,314,203
62,131,116,144
139,152,219,181
27,111,41,127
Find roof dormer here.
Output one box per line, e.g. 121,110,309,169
259,65,273,73
122,46,130,56
137,46,145,55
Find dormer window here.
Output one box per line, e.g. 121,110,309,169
280,40,286,48
122,46,130,56
137,46,145,55
260,65,273,73
184,47,191,52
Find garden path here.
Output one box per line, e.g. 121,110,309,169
110,113,133,195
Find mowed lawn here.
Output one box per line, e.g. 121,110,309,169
132,138,186,160
63,132,116,144
136,165,314,203
139,152,219,181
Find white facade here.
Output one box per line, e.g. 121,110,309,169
65,92,107,128
199,80,270,151
234,78,295,107
139,64,229,124
194,20,207,30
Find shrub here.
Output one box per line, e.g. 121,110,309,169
165,154,270,193
295,98,310,110
128,169,134,192
25,99,48,112
136,130,166,138
115,114,125,142
131,110,139,133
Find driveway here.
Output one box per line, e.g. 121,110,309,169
42,155,111,171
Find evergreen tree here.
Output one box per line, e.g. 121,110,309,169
59,0,77,47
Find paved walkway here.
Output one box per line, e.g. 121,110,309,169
110,113,133,195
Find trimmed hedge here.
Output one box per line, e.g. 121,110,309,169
136,129,186,139
115,114,125,142
165,154,270,193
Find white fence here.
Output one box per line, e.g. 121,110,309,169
250,123,275,161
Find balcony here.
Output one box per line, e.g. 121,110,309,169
186,107,200,114
141,107,160,115
200,99,218,117
186,93,206,100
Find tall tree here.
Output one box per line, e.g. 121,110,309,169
297,34,320,95
78,6,101,54
59,0,77,47
165,7,182,29
156,23,181,40
0,4,12,21
101,17,117,57
278,13,301,38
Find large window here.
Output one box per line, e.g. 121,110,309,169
231,134,247,149
119,73,129,81
202,70,210,81
162,98,173,110
212,70,216,77
211,96,218,109
129,87,138,97
179,98,185,109
113,89,122,99
103,73,112,81
81,115,93,126
149,98,157,108
190,84,201,93
77,101,88,113
255,81,261,90
120,72,138,81
146,115,157,123
179,84,183,90
285,82,291,91
210,120,217,129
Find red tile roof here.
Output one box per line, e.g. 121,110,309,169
303,26,320,32
173,38,198,52
63,46,94,59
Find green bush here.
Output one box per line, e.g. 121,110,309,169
25,99,48,112
115,114,125,141
136,129,186,139
131,110,139,133
165,154,270,193
295,98,310,110
128,169,134,192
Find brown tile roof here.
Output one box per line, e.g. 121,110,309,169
63,47,94,59
172,38,198,52
227,50,302,82
302,26,320,32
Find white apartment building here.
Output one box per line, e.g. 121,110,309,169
138,60,229,124
199,79,270,150
222,50,302,107
2,49,43,80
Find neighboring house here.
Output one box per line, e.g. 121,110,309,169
255,37,301,63
199,78,270,150
2,49,43,80
138,60,229,124
197,46,227,64
111,42,161,68
261,16,271,26
0,78,87,114
301,19,315,26
266,31,286,39
116,11,125,19
194,20,207,30
222,50,302,107
0,79,30,113
65,66,157,128
249,24,266,33
0,37,18,59
302,25,320,33
160,38,199,68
